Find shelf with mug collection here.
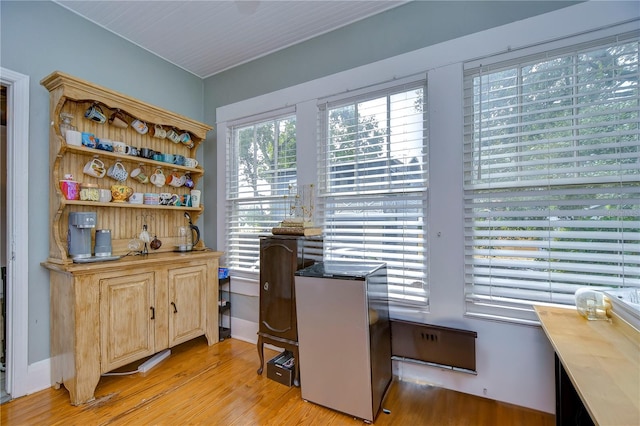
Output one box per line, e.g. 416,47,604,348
42,71,212,264
59,142,203,176
57,152,202,211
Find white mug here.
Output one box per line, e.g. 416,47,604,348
184,157,198,168
167,172,185,188
153,124,167,139
83,158,106,178
131,167,149,184
166,129,181,144
190,189,201,208
98,188,112,203
112,141,131,155
65,130,82,147
129,192,144,204
150,169,166,187
132,119,148,135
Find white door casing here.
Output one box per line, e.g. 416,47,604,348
1,67,29,399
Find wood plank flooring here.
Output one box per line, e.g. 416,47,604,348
1,338,554,425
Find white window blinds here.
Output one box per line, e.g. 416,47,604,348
226,112,297,271
318,80,429,315
463,34,640,323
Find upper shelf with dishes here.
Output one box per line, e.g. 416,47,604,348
41,71,213,264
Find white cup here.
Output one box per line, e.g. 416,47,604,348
150,169,166,187
65,130,82,146
131,167,149,184
184,157,198,168
99,188,112,203
190,190,201,208
83,158,106,178
132,119,149,135
112,141,131,155
129,192,144,204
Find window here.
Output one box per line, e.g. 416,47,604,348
318,80,429,316
226,112,297,271
463,35,640,323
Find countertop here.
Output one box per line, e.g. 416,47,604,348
42,248,223,274
535,305,640,426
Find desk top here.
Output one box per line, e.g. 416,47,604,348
535,306,640,426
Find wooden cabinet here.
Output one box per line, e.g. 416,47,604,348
100,272,155,372
167,264,207,347
99,264,208,374
41,72,223,405
47,252,221,406
259,237,299,342
256,236,321,386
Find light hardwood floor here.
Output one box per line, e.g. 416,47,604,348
1,337,554,425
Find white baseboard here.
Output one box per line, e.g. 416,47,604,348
21,357,51,398
230,317,259,344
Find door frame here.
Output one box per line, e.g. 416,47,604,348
1,67,30,399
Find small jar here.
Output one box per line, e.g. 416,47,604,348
575,288,611,320
79,183,100,202
59,113,76,138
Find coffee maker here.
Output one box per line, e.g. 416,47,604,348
68,212,96,259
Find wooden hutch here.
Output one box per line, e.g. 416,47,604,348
41,71,222,405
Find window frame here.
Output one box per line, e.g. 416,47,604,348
317,78,430,318
224,108,297,273
463,32,640,324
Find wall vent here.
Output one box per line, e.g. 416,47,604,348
391,320,477,374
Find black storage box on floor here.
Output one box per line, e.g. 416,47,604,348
267,351,295,386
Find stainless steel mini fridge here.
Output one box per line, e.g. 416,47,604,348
294,261,391,423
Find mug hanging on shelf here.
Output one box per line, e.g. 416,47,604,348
153,124,167,139
132,119,149,135
84,104,106,123
167,129,181,144
109,110,128,129
150,169,166,187
131,166,149,184
83,158,106,178
107,161,128,182
180,132,194,148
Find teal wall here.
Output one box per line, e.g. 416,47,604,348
1,0,578,365
203,1,579,115
1,0,205,364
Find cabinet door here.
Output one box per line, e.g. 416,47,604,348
168,264,207,347
100,272,155,373
259,237,298,341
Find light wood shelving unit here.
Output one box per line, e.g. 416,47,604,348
41,71,223,406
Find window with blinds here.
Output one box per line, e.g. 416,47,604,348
318,80,429,315
463,35,640,323
226,113,297,271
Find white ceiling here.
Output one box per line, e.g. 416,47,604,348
54,0,408,79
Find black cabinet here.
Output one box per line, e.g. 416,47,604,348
219,277,231,340
256,236,320,386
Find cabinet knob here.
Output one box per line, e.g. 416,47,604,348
263,281,269,291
